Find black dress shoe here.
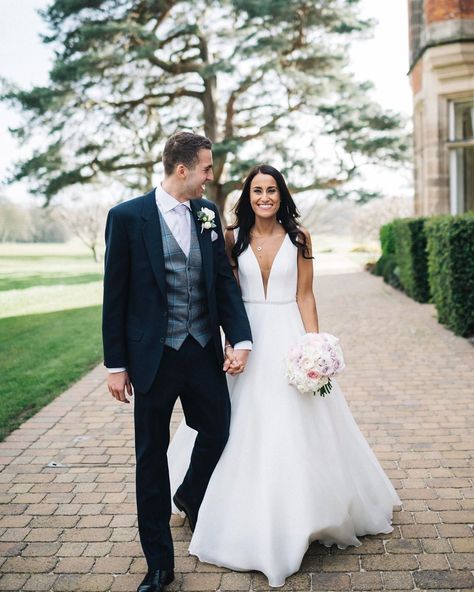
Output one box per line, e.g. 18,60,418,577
137,569,174,592
173,493,197,532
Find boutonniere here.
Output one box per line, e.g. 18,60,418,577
197,207,217,233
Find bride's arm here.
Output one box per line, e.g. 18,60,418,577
296,228,319,333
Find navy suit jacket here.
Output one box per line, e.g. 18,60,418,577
102,189,252,393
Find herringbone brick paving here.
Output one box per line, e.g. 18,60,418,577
1,261,473,591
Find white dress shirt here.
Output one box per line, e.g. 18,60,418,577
155,184,192,256
107,185,251,373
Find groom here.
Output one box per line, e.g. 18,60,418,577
102,131,252,592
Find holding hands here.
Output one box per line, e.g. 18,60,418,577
223,345,250,375
107,344,249,403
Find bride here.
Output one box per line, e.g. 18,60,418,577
168,164,401,587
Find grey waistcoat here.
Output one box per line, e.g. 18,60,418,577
157,208,212,350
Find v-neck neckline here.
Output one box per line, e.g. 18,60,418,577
249,233,288,301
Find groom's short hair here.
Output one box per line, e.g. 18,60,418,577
163,131,212,176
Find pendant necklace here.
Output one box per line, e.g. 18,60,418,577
253,235,268,252
252,228,281,253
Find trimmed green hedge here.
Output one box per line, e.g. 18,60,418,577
392,217,430,303
373,222,401,289
425,213,474,337
373,218,429,302
374,212,474,337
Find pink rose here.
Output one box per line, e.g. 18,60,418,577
307,370,320,379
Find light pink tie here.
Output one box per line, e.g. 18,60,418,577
171,203,191,257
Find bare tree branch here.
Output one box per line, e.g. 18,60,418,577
224,72,265,140
289,167,357,193
234,103,303,143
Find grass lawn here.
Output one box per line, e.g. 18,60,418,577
0,306,102,441
0,242,104,441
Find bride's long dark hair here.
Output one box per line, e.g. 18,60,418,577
228,164,312,265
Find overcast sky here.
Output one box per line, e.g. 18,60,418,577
0,0,412,204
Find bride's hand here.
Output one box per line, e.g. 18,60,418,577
228,349,249,375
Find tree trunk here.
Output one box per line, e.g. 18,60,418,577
206,182,227,222
90,244,101,263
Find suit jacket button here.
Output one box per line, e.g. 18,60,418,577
160,337,164,343
163,311,168,317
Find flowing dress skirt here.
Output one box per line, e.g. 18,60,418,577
168,300,401,587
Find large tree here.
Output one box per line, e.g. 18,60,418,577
3,0,409,213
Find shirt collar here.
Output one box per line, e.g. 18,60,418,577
155,184,191,213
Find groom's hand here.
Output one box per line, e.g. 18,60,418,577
223,347,234,373
107,371,133,403
223,346,243,375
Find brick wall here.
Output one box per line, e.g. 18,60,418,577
409,0,474,70
425,0,474,23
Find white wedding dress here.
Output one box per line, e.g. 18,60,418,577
168,233,401,587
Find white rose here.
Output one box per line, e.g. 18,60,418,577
203,221,213,229
202,207,215,220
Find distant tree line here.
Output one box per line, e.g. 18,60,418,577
0,197,70,243
0,197,110,261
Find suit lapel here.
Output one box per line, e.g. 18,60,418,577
141,190,166,301
191,200,213,294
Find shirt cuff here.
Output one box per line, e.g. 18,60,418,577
233,340,253,351
106,367,126,373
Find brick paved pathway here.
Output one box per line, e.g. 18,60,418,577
1,262,473,591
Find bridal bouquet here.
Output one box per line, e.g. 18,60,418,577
285,332,345,396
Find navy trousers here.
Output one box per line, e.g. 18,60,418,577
134,336,231,570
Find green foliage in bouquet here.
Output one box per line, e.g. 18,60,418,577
373,222,402,289
391,218,429,303
317,381,333,397
425,213,474,337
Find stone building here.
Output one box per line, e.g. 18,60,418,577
408,0,474,215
